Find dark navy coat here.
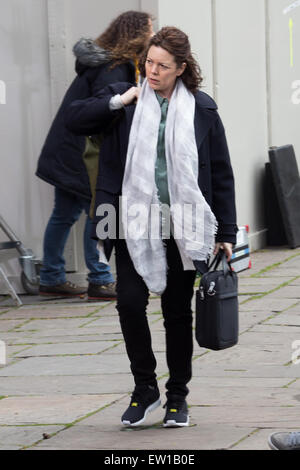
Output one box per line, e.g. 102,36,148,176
36,43,136,200
66,82,238,260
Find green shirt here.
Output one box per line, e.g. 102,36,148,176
155,92,170,206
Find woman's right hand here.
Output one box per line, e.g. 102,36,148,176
120,86,140,106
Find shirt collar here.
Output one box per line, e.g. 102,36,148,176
155,91,168,106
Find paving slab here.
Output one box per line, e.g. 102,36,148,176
32,421,255,450
195,340,295,365
192,363,300,378
0,425,63,449
0,305,103,319
189,404,300,428
0,394,124,425
232,427,295,450
0,352,168,377
264,313,300,326
188,385,300,407
258,268,300,278
13,317,94,331
238,329,300,346
1,326,124,341
12,340,120,357
190,375,292,389
239,297,298,312
267,285,300,298
0,374,134,396
0,319,29,332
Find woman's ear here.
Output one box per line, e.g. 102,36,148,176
177,62,187,77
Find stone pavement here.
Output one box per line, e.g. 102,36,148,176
0,246,300,451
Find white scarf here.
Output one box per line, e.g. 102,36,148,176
121,79,217,294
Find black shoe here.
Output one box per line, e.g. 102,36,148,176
163,396,189,427
88,282,117,301
121,385,161,427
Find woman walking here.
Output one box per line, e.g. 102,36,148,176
36,11,153,300
67,27,237,426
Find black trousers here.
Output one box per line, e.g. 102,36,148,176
115,238,196,398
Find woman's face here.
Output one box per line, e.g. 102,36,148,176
145,45,186,99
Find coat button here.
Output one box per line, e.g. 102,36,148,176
200,162,206,168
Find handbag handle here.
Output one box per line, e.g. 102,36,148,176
208,249,232,276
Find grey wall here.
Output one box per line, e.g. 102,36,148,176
1,0,300,293
0,0,54,291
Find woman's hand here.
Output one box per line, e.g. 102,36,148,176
120,86,140,106
213,242,233,262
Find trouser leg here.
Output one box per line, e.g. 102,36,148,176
81,200,115,285
40,188,82,286
115,239,157,387
161,238,196,399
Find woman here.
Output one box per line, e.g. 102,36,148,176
36,11,154,300
67,27,238,427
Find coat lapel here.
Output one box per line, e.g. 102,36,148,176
194,105,219,151
194,91,219,151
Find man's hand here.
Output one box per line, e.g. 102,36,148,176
213,242,233,262
120,86,140,106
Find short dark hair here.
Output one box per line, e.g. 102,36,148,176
139,26,203,94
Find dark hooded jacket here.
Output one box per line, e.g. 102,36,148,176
36,38,136,199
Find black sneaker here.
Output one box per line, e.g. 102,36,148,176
163,396,189,427
88,282,117,301
121,385,161,427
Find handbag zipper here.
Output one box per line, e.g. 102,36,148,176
199,281,217,300
207,281,216,296
199,286,205,300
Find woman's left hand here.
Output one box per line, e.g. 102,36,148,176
213,242,233,262
120,86,140,106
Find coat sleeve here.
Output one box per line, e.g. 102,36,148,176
90,62,134,96
209,114,238,244
65,93,117,135
65,82,131,135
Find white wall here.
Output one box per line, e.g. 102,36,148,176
158,0,214,96
213,0,269,248
267,0,300,164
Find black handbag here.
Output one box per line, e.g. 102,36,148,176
195,250,239,351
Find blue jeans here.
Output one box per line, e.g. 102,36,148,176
40,187,114,286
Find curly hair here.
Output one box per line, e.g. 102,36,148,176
95,11,153,66
139,26,203,94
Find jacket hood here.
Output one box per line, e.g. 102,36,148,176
73,38,111,75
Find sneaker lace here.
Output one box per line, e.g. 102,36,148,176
131,390,143,405
163,399,184,411
131,385,157,406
